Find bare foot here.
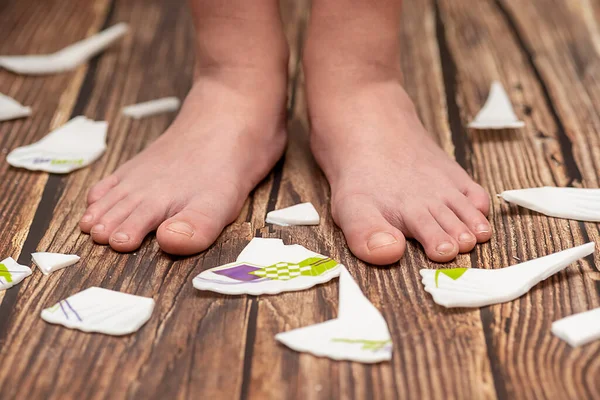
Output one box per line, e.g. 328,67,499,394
303,8,491,265
80,69,287,254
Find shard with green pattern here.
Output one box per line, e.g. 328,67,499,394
435,267,468,288
0,263,12,283
250,257,338,281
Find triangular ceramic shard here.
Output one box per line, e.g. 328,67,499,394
0,257,32,291
40,287,155,335
419,242,595,308
0,23,129,75
32,252,80,275
468,81,525,129
275,267,392,363
552,307,600,347
265,202,320,226
192,238,342,295
122,97,181,119
0,93,32,122
500,187,600,222
7,116,107,173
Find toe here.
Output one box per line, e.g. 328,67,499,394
333,196,406,265
109,200,167,252
156,201,227,256
80,187,127,233
429,203,477,253
90,197,140,245
404,210,459,262
447,192,492,243
464,183,490,216
87,175,120,205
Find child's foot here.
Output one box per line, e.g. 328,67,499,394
80,71,287,255
304,6,491,265
80,0,290,255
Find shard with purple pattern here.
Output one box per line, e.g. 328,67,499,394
213,263,263,281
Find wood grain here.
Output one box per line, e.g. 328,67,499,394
437,0,599,398
0,0,598,399
0,0,112,335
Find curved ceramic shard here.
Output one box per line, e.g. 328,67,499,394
7,116,107,173
468,81,525,129
552,307,600,347
0,93,31,121
265,202,320,226
0,23,129,75
500,187,600,222
41,287,155,335
122,97,180,119
193,238,342,295
275,267,392,363
420,242,595,308
0,257,32,291
32,252,80,275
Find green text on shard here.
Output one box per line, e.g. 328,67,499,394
435,267,468,288
331,338,392,351
0,263,13,283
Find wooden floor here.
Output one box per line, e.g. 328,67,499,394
0,0,599,399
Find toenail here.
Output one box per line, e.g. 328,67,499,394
166,221,194,237
459,232,474,243
475,223,490,233
81,213,93,223
91,224,105,233
367,232,398,251
111,232,130,243
436,242,455,255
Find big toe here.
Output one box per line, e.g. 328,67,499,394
156,201,227,255
334,196,406,265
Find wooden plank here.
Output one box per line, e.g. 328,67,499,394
0,0,112,338
0,0,306,398
437,0,599,398
244,1,497,399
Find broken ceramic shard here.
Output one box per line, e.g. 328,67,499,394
0,23,128,75
0,257,32,291
41,287,155,335
499,187,600,222
122,97,180,119
275,267,392,363
32,252,80,275
552,307,600,347
420,242,595,308
265,202,320,226
468,81,525,129
193,238,342,295
7,116,107,173
0,93,32,122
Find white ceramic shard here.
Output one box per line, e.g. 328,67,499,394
0,93,31,122
0,23,129,75
468,81,525,129
552,307,600,347
275,267,392,363
0,257,32,291
193,238,342,295
41,287,155,335
122,97,180,119
32,252,80,275
265,202,320,226
7,116,107,173
500,187,600,222
420,242,595,308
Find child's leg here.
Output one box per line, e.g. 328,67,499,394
80,0,288,255
303,0,491,264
